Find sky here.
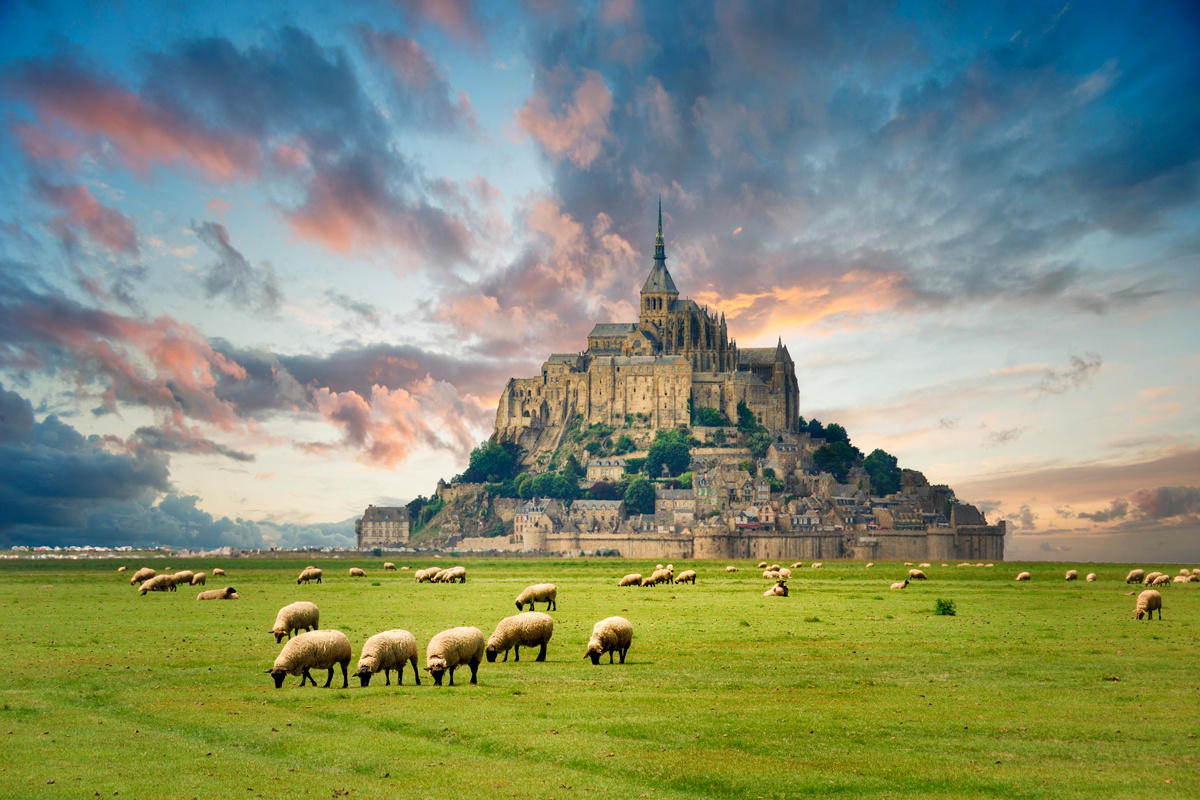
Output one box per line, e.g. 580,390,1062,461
0,0,1197,559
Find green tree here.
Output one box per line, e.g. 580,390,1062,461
589,480,619,500
460,441,520,483
736,401,759,432
514,472,533,499
805,418,826,438
646,430,691,477
623,476,656,515
813,441,858,483
823,423,850,446
562,454,584,483
611,434,635,455
530,472,555,497
747,430,773,459
676,471,693,489
693,406,728,427
863,448,902,496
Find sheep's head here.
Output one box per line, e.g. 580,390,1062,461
485,643,501,663
267,668,287,688
426,657,448,685
1135,608,1145,620
585,643,603,665
273,629,286,643
224,587,238,598
355,667,374,687
514,600,523,611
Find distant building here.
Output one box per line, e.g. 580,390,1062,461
355,505,410,549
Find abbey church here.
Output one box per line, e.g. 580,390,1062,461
495,203,799,455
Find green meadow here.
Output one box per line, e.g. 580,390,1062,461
1,557,1196,799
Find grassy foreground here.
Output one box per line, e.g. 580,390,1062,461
0,557,1197,799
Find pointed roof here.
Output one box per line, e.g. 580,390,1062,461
642,198,679,295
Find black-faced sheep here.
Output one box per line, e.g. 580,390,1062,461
138,574,175,594
170,570,194,587
1065,569,1078,581
618,573,642,587
297,567,323,584
191,572,206,586
1125,569,1145,584
763,580,789,597
486,612,554,662
1150,574,1171,587
271,601,320,643
414,567,440,583
267,630,351,689
117,566,127,573
756,561,768,569
433,566,467,583
425,626,485,686
129,567,156,586
515,583,557,611
1134,589,1162,620
355,629,419,686
197,586,238,600
585,616,632,664
675,569,697,584
890,579,908,590
725,566,738,573
1015,571,1031,581
212,567,226,576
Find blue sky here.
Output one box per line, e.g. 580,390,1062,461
1,0,1197,558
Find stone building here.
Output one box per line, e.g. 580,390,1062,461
586,457,628,483
355,505,409,549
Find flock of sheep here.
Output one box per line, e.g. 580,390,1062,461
122,565,233,598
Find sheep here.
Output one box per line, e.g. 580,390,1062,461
791,562,804,569
985,563,995,568
1150,574,1171,587
768,564,781,572
908,569,927,580
486,612,554,663
129,567,156,586
1015,571,1031,581
957,562,971,567
425,626,486,686
170,570,194,587
212,567,226,576
865,562,874,569
1189,575,1200,583
763,580,789,597
117,566,127,573
904,562,913,566
414,567,440,583
618,573,642,587
1172,575,1188,584
585,616,632,664
675,569,697,584
1181,568,1191,576
354,629,419,687
138,574,175,595
267,630,351,689
434,566,467,583
383,562,397,571
941,563,949,567
811,562,822,569
762,569,782,580
1125,569,1145,584
197,586,238,600
757,561,768,569
1065,569,1078,581
1086,573,1097,582
725,566,738,573
515,583,557,611
890,579,908,590
297,567,323,584
349,567,366,577
271,601,320,643
645,568,672,586
918,562,931,569
1143,571,1164,584
191,572,206,586
1193,568,1200,576
655,563,665,571
1134,589,1162,620
777,567,792,579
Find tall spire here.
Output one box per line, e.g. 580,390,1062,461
641,197,678,298
654,195,666,263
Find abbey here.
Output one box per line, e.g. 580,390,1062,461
495,203,799,454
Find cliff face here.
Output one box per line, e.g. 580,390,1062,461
409,484,518,547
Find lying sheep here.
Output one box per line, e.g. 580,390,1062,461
355,629,419,686
675,569,697,584
762,569,782,580
1189,574,1200,583
129,567,156,586
139,574,175,595
1125,569,1145,584
865,562,874,569
725,566,738,573
768,564,781,572
1086,573,1097,582
425,626,485,686
908,569,927,580
197,586,238,600
515,583,557,611
271,601,320,643
349,567,366,577
191,572,207,586
297,567,323,585
763,580,789,597
585,616,632,664
414,567,440,583
757,561,768,569
919,563,931,569
1134,589,1162,620
890,579,908,590
618,573,642,587
212,567,226,576
1172,575,1189,584
486,612,553,662
777,567,792,579
383,562,397,571
1065,569,1078,581
117,566,127,573
791,562,804,569
1193,568,1200,576
1015,571,1031,581
267,630,351,689
811,562,822,569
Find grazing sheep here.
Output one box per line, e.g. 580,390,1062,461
1172,575,1188,584
1015,571,1031,581
267,630,352,689
618,573,642,587
918,563,931,569
763,580,789,597
642,568,671,587
349,567,366,577
170,571,194,587
865,562,874,569
1125,569,1145,584
811,562,822,569
1143,571,1164,584
434,566,467,583
138,574,175,595
890,579,908,590
271,601,320,643
414,567,440,583
129,567,156,586
656,563,665,571
212,567,226,576
197,586,238,600
675,569,697,584
425,626,486,686
908,569,927,580
515,583,557,611
117,566,127,573
757,561,768,569
383,562,397,571
355,629,419,687
1189,574,1200,583
585,616,633,664
486,612,554,663
191,572,206,586
985,563,994,568
1134,589,1162,620
725,566,738,573
1150,574,1171,587
1193,568,1200,576
1065,569,1078,581
1086,573,1097,582
297,567,323,585
791,562,804,569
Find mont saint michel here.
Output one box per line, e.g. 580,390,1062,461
383,207,1006,564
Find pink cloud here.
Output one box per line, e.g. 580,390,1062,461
12,121,80,162
517,69,614,168
36,182,139,255
394,0,483,43
600,0,635,25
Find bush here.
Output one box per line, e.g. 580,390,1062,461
934,598,956,616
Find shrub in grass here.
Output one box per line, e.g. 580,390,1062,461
934,598,956,616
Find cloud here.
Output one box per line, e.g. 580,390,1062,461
323,289,381,326
131,424,255,463
518,68,614,169
34,181,139,255
193,221,282,313
1077,497,1129,522
1037,353,1102,394
392,0,485,44
1128,486,1200,519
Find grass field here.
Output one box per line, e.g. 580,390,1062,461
1,556,1197,799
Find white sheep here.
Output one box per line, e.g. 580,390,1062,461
271,601,320,643
865,562,874,569
191,572,207,586
515,583,557,611
1015,571,1031,581
1125,569,1145,584
1065,569,1078,581
129,567,156,586
756,561,768,569
1086,573,1097,582
768,564,781,572
349,567,366,577
433,566,467,583
355,629,419,686
1172,575,1188,584
763,580,789,597
762,569,782,580
297,567,323,585
425,626,485,686
1180,568,1191,576
908,569,927,580
267,630,351,689
139,574,175,594
725,566,738,573
890,579,908,590
904,562,913,566
618,573,642,587
811,562,822,569
918,563,931,569
212,567,226,576
170,570,194,587
1193,568,1200,576
486,612,554,663
414,567,440,583
777,567,792,579
1143,571,1164,584
117,566,127,573
791,562,804,569
383,562,397,571
675,569,697,584
1134,589,1162,620
642,568,671,587
585,616,632,664
1150,574,1171,587
197,586,238,600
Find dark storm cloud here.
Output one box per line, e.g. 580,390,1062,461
193,220,282,314
131,425,255,463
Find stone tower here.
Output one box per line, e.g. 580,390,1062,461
639,198,678,336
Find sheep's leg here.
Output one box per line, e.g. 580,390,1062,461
448,665,456,686
536,642,547,662
619,648,627,664
339,660,348,688
323,667,334,688
468,660,479,684
411,656,420,685
514,646,520,662
609,651,614,664
384,668,391,686
301,667,314,686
